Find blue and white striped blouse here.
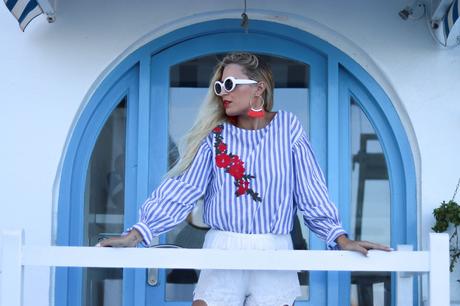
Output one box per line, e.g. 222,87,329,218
132,110,346,247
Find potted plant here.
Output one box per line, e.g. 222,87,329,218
432,178,460,280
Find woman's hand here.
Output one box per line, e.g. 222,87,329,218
97,229,143,248
335,234,392,256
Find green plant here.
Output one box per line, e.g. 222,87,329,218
432,179,460,273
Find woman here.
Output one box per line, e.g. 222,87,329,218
100,53,390,306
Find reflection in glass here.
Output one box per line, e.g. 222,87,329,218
349,100,391,306
167,54,311,301
83,99,127,306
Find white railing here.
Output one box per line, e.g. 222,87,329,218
0,230,450,306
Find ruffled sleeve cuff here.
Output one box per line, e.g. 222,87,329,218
326,226,348,250
131,222,154,247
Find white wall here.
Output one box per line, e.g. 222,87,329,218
1,0,459,305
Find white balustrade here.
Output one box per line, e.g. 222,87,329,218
0,230,449,306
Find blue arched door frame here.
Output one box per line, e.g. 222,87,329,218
337,68,418,306
55,65,140,306
55,19,417,306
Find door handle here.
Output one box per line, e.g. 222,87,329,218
147,243,182,286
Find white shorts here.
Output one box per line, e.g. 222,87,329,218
193,230,301,306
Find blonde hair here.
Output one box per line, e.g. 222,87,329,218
166,52,274,178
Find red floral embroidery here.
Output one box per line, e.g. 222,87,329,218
228,161,245,180
216,153,231,168
236,180,250,196
230,155,240,164
213,126,223,133
217,143,227,152
212,124,262,202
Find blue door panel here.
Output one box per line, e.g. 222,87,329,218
143,27,327,306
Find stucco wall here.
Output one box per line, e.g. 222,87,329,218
1,0,459,305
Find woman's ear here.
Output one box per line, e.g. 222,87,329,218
255,81,266,96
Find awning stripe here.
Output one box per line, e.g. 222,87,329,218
444,0,460,39
12,0,30,19
5,0,18,11
3,0,43,31
19,5,42,30
453,0,459,23
18,0,40,23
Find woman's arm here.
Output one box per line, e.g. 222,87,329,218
98,139,213,247
292,131,347,246
292,130,391,253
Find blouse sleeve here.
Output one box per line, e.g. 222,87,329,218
131,139,213,246
292,130,347,247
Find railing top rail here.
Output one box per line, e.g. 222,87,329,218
0,230,452,306
22,245,430,272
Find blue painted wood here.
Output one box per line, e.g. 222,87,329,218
326,60,353,306
130,55,152,306
123,63,142,306
149,55,170,196
146,49,173,306
56,18,417,306
337,70,353,306
306,43,329,306
326,57,340,306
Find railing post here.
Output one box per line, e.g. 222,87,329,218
396,244,414,306
0,230,23,306
429,233,449,306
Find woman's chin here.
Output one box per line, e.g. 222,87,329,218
225,108,246,117
225,109,238,117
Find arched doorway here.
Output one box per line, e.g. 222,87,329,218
55,19,417,306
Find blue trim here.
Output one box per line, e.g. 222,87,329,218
56,19,418,306
123,64,142,306
131,56,152,306
334,64,353,306
148,54,170,194
307,41,328,306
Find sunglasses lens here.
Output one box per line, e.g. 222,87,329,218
214,82,222,95
224,78,234,91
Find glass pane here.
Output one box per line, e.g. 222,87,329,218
167,54,310,301
349,99,391,306
83,98,127,306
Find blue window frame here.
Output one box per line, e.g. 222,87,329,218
55,19,417,306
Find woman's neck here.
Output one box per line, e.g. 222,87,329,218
236,112,275,130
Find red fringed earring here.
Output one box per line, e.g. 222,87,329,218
247,95,265,118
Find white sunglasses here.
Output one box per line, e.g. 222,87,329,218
214,76,257,96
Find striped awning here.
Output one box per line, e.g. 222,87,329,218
3,0,55,31
443,0,460,45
